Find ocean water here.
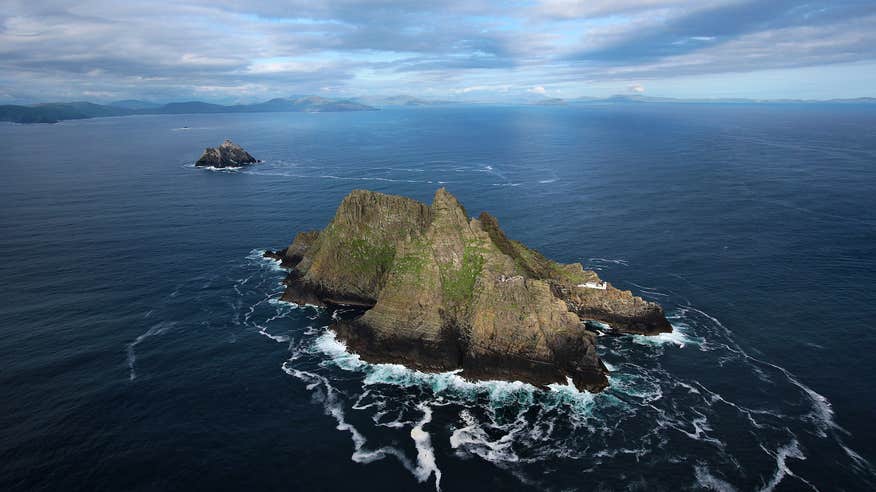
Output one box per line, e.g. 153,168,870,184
1,105,875,491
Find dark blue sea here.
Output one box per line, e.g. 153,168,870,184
2,104,875,491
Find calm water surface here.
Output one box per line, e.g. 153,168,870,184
1,105,875,490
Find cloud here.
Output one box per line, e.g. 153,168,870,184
564,0,876,63
532,0,734,19
628,83,645,93
574,13,876,80
528,85,547,94
0,0,874,102
455,84,512,94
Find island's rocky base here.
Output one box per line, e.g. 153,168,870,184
195,139,259,168
267,189,671,392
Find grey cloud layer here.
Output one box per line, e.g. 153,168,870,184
1,0,874,101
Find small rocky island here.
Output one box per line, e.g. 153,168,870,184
195,140,259,168
266,189,671,391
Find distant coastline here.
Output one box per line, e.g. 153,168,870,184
530,94,876,107
0,96,376,124
2,93,874,124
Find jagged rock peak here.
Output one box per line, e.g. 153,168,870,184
267,189,673,392
433,186,461,206
195,139,259,168
335,190,431,224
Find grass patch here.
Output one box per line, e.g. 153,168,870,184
347,237,396,276
383,239,435,290
442,245,485,304
510,240,591,284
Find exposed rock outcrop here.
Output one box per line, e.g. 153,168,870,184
195,140,259,168
268,189,672,392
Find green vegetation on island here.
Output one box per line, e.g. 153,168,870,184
267,189,672,392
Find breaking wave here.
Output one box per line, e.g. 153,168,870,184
194,164,244,172
233,250,874,490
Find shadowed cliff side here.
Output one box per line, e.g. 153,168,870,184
267,189,672,391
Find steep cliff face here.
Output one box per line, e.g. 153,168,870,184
270,189,672,391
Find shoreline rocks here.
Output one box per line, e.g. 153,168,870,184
267,189,672,392
195,140,259,168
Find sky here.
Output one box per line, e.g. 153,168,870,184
2,0,876,104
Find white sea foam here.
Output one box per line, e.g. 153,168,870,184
678,306,875,483
450,410,521,463
587,257,630,266
363,363,537,407
312,330,367,371
263,265,873,489
313,330,541,406
684,306,840,434
410,404,442,490
246,170,425,184
675,381,701,394
284,360,446,490
376,414,413,429
593,446,650,459
695,466,738,492
545,376,598,413
198,165,243,172
246,248,286,272
281,364,420,474
757,440,811,492
609,372,663,404
308,329,609,432
302,325,320,336
676,414,725,449
631,323,697,348
258,329,290,343
841,443,876,473
126,321,175,381
699,386,768,429
624,280,673,300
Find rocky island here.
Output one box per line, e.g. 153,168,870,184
266,189,671,391
195,140,259,168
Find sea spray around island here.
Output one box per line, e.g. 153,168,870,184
236,249,875,491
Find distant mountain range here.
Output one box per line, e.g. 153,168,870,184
349,95,457,107
532,95,876,106
0,96,376,124
2,94,874,124
108,99,164,110
532,98,567,106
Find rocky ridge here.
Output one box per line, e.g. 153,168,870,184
267,189,672,391
195,140,259,168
